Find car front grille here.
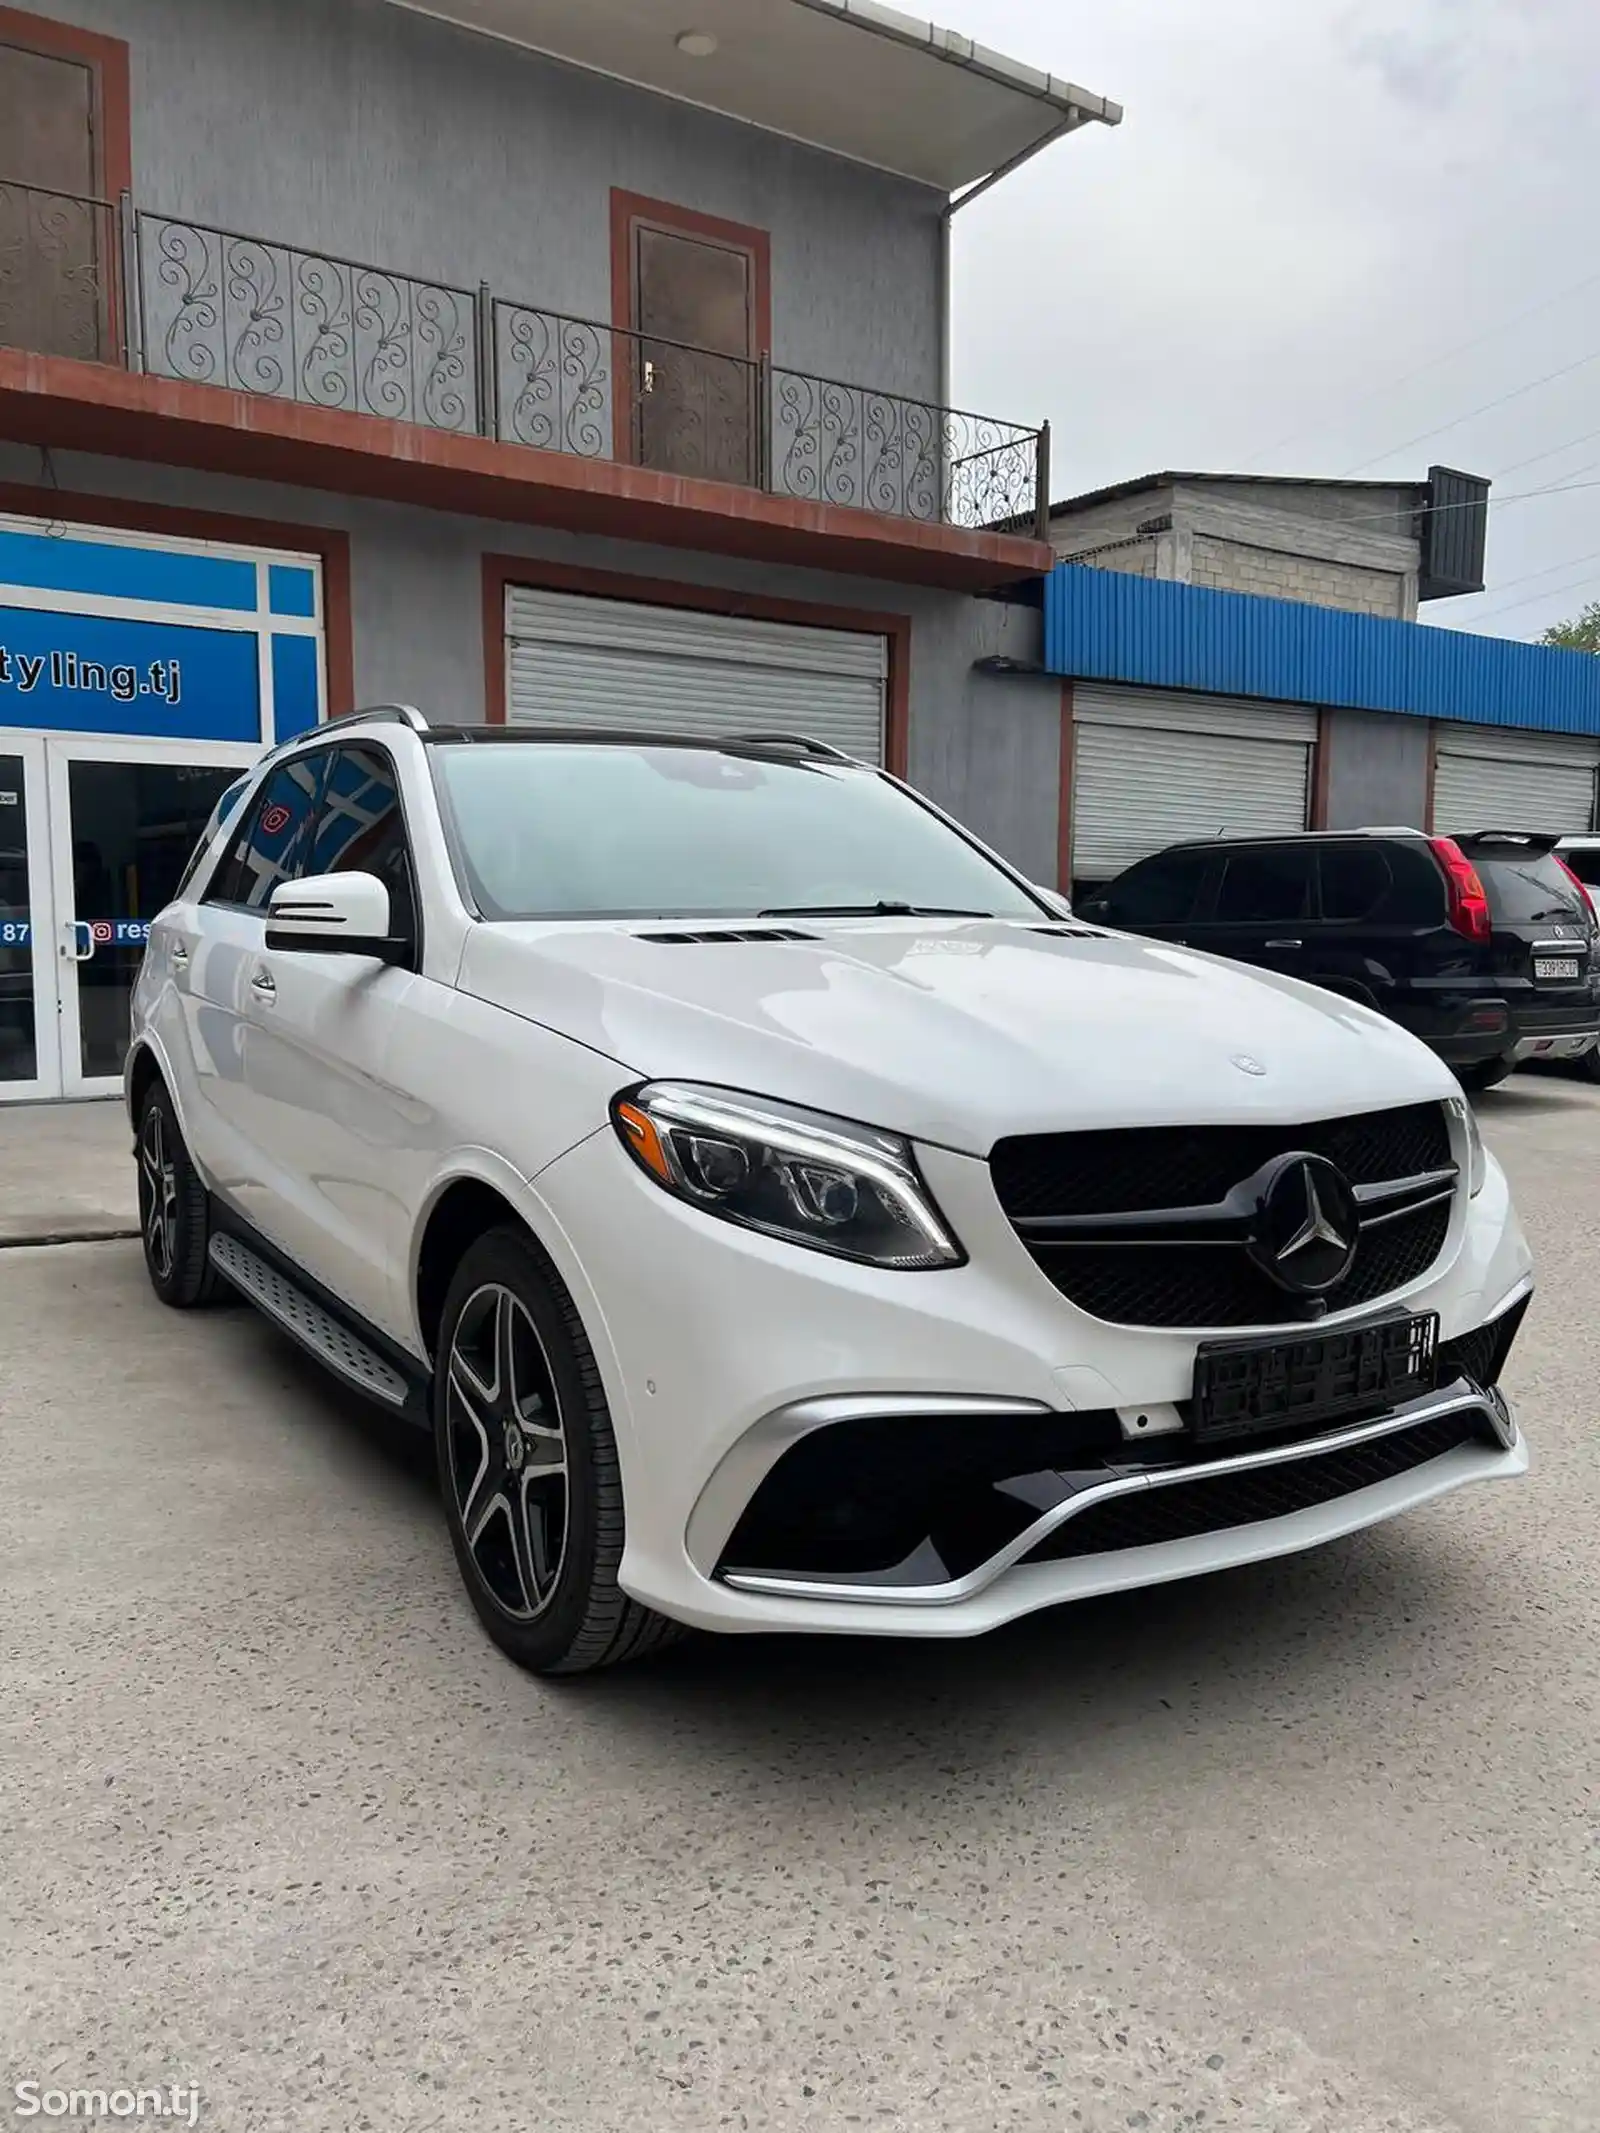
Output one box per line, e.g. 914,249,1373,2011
992,1103,1455,1329
1022,1411,1479,1565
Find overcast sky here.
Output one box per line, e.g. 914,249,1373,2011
947,0,1600,640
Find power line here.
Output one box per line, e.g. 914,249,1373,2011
1337,343,1600,476
1241,267,1600,469
1199,472,1600,540
1432,543,1600,606
1495,425,1600,480
1462,567,1600,627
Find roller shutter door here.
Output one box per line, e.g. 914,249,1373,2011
1432,724,1599,837
504,586,887,762
1072,686,1317,880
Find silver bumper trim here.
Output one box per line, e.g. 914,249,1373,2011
721,1379,1517,1609
1510,1031,1597,1062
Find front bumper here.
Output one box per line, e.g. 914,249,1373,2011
530,1128,1534,1639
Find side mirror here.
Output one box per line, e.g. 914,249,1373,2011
265,872,407,964
1031,883,1074,918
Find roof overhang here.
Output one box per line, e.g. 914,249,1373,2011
385,0,1121,191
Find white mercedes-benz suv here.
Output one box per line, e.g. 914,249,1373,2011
127,707,1533,1674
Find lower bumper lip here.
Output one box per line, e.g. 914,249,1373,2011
721,1376,1517,1608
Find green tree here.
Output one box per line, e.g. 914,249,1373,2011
1540,600,1600,652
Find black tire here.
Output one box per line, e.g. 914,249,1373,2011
433,1225,687,1676
1578,1045,1600,1083
1456,1057,1515,1093
136,1079,222,1308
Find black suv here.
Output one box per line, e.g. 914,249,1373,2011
1079,828,1600,1091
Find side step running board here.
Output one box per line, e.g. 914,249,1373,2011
209,1233,412,1409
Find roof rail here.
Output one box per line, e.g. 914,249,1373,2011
313,702,429,734
727,731,854,762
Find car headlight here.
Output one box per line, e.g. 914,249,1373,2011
610,1082,963,1269
1450,1095,1487,1197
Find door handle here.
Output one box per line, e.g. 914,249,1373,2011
249,968,277,1000
1265,938,1303,950
60,919,93,962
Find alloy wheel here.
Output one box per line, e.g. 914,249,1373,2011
139,1103,179,1284
444,1283,570,1621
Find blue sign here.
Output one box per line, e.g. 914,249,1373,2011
0,607,261,741
0,919,28,947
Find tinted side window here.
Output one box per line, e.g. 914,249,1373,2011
1563,847,1600,886
1378,844,1451,927
1101,850,1210,926
1213,847,1313,924
177,775,252,901
306,745,417,942
1317,844,1393,923
205,757,323,910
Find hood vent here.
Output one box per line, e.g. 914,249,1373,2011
635,927,819,945
1030,924,1105,940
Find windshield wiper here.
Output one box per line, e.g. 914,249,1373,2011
758,900,996,919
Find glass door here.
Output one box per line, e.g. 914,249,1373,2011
0,739,59,1101
45,737,252,1098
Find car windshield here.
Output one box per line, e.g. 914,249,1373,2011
1468,849,1591,925
431,743,1043,922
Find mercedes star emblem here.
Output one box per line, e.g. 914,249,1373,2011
1248,1153,1360,1295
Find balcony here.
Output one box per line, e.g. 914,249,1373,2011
0,183,1053,590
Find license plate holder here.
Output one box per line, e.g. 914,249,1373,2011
1191,1312,1439,1444
1534,955,1580,980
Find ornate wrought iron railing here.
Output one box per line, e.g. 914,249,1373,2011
135,213,480,433
0,179,118,366
6,197,1050,536
492,300,765,490
768,368,1044,530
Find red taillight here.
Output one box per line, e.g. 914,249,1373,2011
1428,836,1492,943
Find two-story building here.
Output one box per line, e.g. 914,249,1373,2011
0,0,1119,1101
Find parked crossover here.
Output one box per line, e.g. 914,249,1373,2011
128,712,1532,1672
1081,828,1599,1090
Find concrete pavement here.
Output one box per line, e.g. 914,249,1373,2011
1,1079,1597,2132
0,1096,135,1244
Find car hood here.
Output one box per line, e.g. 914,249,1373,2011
456,918,1459,1154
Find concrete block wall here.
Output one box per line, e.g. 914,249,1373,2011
1190,536,1408,618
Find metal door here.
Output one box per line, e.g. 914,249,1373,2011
44,736,255,1099
0,739,60,1100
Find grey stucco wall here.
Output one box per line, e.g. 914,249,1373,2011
1322,705,1432,830
44,0,943,401
0,442,1059,878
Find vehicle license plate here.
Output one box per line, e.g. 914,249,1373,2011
1191,1312,1439,1444
1533,955,1580,980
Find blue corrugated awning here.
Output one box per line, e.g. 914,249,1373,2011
1043,567,1600,736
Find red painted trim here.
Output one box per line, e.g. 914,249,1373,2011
1057,679,1076,891
1310,706,1332,829
483,552,910,773
0,348,1051,593
1423,721,1438,832
0,5,132,197
610,189,773,356
0,478,355,718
